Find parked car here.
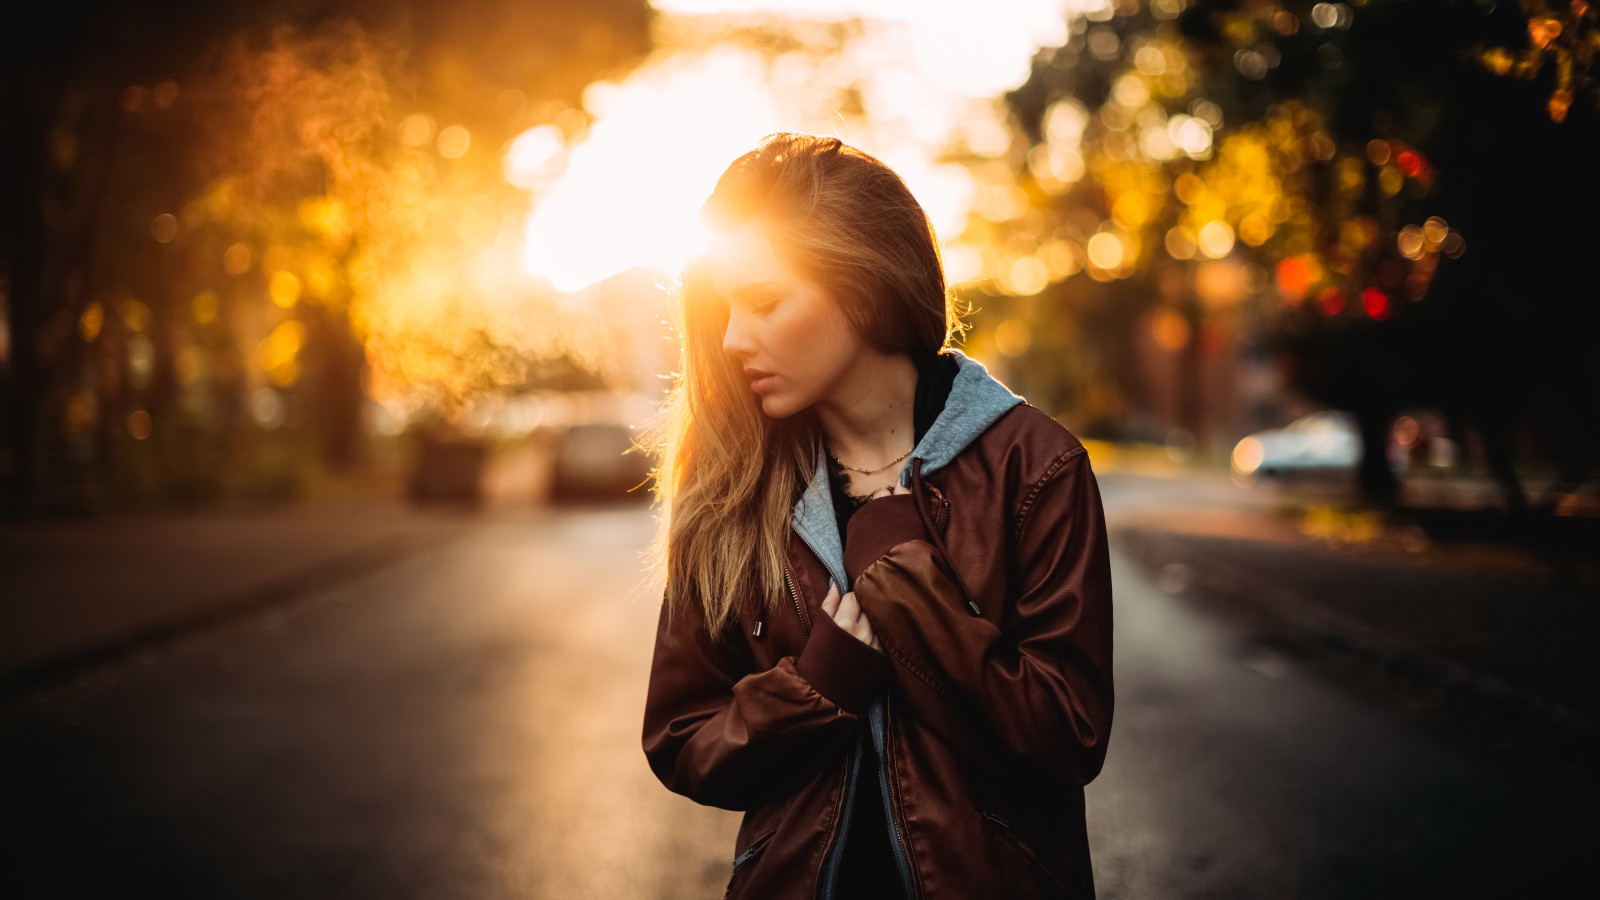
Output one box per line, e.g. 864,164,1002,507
549,421,655,503
409,424,488,505
1231,410,1406,482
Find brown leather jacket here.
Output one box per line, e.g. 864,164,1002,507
642,401,1114,899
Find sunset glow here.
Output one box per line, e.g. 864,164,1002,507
515,0,1082,293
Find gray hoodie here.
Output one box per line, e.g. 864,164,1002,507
789,347,1026,595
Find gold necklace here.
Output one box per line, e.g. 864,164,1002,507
828,445,913,475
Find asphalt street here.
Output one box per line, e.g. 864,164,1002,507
0,478,1589,898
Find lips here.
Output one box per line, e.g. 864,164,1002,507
744,367,776,394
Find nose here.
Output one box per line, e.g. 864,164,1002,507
722,305,756,361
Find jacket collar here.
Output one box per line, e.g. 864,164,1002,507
791,348,1025,592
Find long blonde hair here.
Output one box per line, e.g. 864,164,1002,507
638,133,969,642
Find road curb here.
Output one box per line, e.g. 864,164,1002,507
1112,524,1599,736
0,520,481,710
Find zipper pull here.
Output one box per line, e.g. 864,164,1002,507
966,600,983,616
752,619,764,637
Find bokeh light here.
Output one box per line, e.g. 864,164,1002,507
151,213,178,243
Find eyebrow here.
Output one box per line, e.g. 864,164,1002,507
729,283,781,301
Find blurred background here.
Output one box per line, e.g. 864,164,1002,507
1,0,1596,897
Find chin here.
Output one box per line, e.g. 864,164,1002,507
756,392,803,420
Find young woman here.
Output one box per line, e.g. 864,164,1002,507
638,133,1114,900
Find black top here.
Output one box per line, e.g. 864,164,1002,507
823,349,957,900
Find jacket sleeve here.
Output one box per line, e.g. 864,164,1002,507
845,446,1114,787
640,584,892,811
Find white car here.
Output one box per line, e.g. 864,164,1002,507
1231,410,1406,481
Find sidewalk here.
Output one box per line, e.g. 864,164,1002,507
0,498,485,696
1098,462,1600,737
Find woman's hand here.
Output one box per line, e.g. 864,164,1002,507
822,580,882,651
824,479,911,651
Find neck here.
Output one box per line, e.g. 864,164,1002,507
813,349,918,471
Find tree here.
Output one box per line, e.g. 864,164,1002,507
1175,0,1600,509
993,0,1598,507
0,0,653,515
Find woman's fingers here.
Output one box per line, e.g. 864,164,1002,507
836,588,859,619
836,590,878,648
858,618,878,649
855,614,877,647
819,585,881,650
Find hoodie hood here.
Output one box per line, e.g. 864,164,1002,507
791,348,1025,593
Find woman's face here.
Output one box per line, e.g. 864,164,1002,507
709,221,862,420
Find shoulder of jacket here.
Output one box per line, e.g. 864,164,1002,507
974,404,1091,531
988,403,1089,473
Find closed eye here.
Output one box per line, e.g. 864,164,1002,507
732,284,782,314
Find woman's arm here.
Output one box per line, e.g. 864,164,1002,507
640,584,891,810
845,446,1114,788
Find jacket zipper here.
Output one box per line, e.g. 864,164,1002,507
871,691,915,898
788,522,861,900
819,732,866,899
790,519,848,600
782,562,809,640
790,510,915,898
732,827,776,868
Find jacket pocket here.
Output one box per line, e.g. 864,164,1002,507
980,809,1071,896
722,826,777,900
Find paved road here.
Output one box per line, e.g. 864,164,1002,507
1090,532,1586,897
0,487,1589,898
1,506,736,899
